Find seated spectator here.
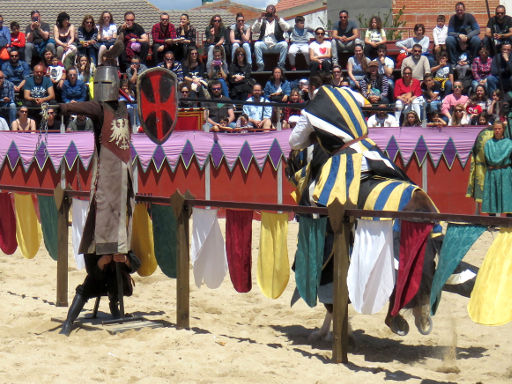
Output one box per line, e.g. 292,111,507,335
471,46,492,93
97,12,117,66
466,84,491,122
431,53,453,96
229,47,252,101
45,106,60,130
182,47,207,96
118,78,138,129
127,55,148,93
10,22,26,61
207,46,229,97
252,5,290,71
454,50,471,85
376,44,395,89
422,73,442,116
287,15,313,71
11,104,36,131
427,111,447,127
401,43,430,81
118,12,149,72
331,65,344,87
0,15,10,54
76,54,95,96
484,5,512,56
203,80,235,131
347,43,370,90
394,66,423,123
309,27,332,74
441,80,469,121
402,110,422,127
446,2,481,65
174,14,197,61
449,104,470,126
0,116,9,131
24,64,55,107
235,113,252,131
54,12,77,68
264,66,291,102
47,55,66,90
178,82,202,108
152,12,177,65
61,67,87,103
204,15,226,71
68,114,93,131
1,50,30,94
243,83,274,130
433,15,448,59
281,88,303,129
487,43,512,94
230,13,252,66
331,10,361,65
472,111,490,126
77,15,99,66
25,11,56,66
360,60,390,105
367,104,398,127
0,70,16,124
364,16,386,59
488,89,504,119
158,51,184,83
396,23,434,66
298,78,310,102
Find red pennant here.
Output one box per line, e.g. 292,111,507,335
0,193,18,254
226,209,253,293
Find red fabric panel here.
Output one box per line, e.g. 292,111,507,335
0,193,18,255
391,221,434,316
225,209,253,293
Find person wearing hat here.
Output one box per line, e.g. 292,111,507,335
359,60,390,105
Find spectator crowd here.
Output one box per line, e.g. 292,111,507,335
0,2,511,132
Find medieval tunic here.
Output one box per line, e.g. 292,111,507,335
60,100,134,255
482,137,512,214
466,127,494,203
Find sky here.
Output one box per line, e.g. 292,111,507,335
148,0,275,11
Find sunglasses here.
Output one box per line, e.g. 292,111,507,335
125,18,135,22
403,72,412,75
213,19,221,22
20,110,28,114
316,32,325,36
211,87,222,91
454,85,463,89
85,21,93,24
413,50,422,53
161,18,169,21
497,12,505,15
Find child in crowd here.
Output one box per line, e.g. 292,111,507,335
427,111,447,127
431,53,453,96
47,55,66,90
402,110,422,127
432,15,447,59
281,88,303,129
454,51,471,83
287,16,313,71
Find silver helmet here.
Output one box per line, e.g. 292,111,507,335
93,66,120,102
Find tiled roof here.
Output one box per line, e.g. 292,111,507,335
275,0,320,12
190,0,262,20
0,0,236,44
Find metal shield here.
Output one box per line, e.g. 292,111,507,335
137,67,178,145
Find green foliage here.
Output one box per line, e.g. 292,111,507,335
357,5,407,40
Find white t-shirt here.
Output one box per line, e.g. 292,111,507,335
0,117,9,131
309,40,331,58
98,23,117,40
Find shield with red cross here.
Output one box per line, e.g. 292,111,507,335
137,67,178,145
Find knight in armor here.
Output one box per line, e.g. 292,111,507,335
59,46,141,335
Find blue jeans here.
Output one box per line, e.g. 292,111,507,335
254,41,288,69
446,35,481,65
0,102,17,125
231,42,252,65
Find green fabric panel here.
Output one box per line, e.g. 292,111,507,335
294,216,327,307
37,195,58,261
151,203,178,278
430,223,485,315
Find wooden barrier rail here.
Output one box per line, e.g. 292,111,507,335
2,184,512,363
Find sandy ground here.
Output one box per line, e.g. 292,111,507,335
1,219,511,384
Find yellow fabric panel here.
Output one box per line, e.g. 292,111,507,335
468,227,512,326
292,163,311,204
257,212,289,299
14,193,42,259
131,203,157,277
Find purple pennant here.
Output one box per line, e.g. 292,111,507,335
35,142,48,170
414,136,428,165
152,145,166,171
385,136,399,161
210,141,224,168
6,141,20,169
268,139,282,170
130,142,137,163
238,141,253,172
181,140,194,168
64,141,78,168
443,138,457,168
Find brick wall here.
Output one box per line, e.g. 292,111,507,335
392,0,500,33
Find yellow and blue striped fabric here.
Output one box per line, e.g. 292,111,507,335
312,153,362,207
362,179,420,220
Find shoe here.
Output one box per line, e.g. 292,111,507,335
59,293,87,336
291,67,297,71
256,64,264,72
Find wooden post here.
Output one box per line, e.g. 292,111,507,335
170,191,192,329
55,186,70,307
328,199,351,364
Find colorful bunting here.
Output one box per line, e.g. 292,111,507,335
131,203,157,277
37,195,58,261
0,192,17,255
14,193,42,259
151,203,178,278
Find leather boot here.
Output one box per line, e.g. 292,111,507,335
108,295,121,319
59,293,87,336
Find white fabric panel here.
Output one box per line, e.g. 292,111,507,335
71,198,89,270
191,208,227,289
347,220,395,314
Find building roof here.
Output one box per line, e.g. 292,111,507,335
190,0,262,21
275,0,320,12
0,0,235,44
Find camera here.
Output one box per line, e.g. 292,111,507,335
265,12,272,18
212,60,222,67
32,16,39,22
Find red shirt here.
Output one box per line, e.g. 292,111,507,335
151,22,176,45
394,78,422,98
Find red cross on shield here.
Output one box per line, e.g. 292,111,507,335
137,67,178,144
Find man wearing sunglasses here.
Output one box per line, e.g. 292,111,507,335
401,43,430,81
151,12,177,65
484,5,512,55
1,50,30,94
118,11,149,72
331,10,361,65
